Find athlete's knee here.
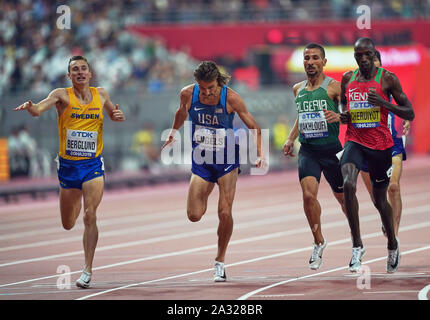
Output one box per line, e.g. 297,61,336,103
188,214,202,223
83,209,97,227
343,180,356,196
187,209,203,222
302,191,317,206
62,219,76,230
373,194,389,212
388,182,400,197
61,210,79,230
218,208,232,222
343,178,356,196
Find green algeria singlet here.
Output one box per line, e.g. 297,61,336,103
296,76,340,147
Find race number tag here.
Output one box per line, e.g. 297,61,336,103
350,101,380,128
66,129,97,157
298,111,329,139
194,125,225,151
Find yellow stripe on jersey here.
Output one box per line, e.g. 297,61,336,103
58,87,104,160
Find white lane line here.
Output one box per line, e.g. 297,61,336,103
1,220,428,296
1,186,427,240
0,206,309,267
4,189,426,248
237,245,430,300
418,285,430,300
0,177,299,230
254,294,305,297
0,225,324,288
2,200,428,268
1,206,429,289
363,290,419,294
75,222,430,300
0,200,305,251
0,194,298,241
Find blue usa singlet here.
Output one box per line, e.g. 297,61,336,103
188,84,240,182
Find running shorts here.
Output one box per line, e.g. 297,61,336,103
298,143,344,193
362,136,406,172
342,141,392,188
191,144,240,183
56,155,105,189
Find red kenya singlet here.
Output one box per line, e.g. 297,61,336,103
345,67,393,150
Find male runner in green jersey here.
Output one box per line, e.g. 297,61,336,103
283,43,346,270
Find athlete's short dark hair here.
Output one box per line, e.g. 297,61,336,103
375,50,382,65
194,61,231,86
354,37,375,50
68,56,90,72
304,43,325,59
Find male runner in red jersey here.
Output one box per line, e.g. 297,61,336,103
339,38,414,273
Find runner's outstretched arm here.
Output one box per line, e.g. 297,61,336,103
14,88,63,117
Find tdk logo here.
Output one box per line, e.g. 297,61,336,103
71,131,94,138
302,113,322,120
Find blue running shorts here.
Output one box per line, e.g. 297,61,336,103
56,155,105,189
191,145,240,183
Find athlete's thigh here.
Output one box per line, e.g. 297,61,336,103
298,146,322,183
341,141,364,170
217,168,238,211
390,154,403,185
59,187,83,219
321,154,344,194
82,176,104,210
365,147,392,189
187,173,216,212
360,171,373,195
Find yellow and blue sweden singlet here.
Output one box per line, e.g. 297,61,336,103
58,87,104,160
56,87,105,189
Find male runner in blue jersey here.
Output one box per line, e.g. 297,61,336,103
162,61,265,282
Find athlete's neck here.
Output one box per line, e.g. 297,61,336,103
359,65,377,80
306,74,325,90
199,87,221,105
72,85,92,101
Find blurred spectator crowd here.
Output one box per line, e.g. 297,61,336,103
1,0,430,96
130,0,430,24
0,0,198,96
8,124,51,178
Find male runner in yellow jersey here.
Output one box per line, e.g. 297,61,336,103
14,56,125,288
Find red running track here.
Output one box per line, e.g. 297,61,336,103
0,155,429,301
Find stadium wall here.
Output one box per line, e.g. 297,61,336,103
129,20,430,60
0,87,295,173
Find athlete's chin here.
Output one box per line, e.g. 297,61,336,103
74,79,89,85
359,63,371,72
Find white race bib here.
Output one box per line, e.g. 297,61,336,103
66,129,98,157
194,125,226,151
298,111,329,139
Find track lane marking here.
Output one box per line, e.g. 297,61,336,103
75,221,430,300
237,244,430,300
